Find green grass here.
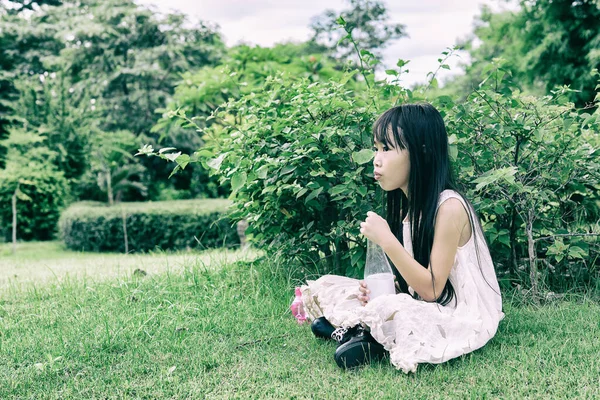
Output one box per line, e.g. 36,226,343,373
0,241,256,288
0,247,599,398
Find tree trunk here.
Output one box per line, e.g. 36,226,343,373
122,207,129,254
12,185,18,255
526,209,539,303
509,205,518,276
106,170,114,206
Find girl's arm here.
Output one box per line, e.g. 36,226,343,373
361,198,470,302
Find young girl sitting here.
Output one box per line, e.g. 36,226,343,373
298,103,504,372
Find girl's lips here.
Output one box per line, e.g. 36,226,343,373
374,173,382,181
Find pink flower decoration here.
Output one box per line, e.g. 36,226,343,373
290,287,307,324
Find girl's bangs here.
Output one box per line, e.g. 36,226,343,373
373,110,406,150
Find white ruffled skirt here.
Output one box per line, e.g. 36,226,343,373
300,274,501,373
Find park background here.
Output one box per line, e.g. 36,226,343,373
1,0,599,397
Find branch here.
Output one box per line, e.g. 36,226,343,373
535,233,600,242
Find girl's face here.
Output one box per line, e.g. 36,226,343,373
373,138,410,194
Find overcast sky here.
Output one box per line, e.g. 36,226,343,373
135,0,518,87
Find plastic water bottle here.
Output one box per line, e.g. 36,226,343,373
364,239,396,300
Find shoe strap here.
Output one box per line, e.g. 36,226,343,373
331,327,348,342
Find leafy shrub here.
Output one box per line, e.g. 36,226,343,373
141,72,387,275
438,61,600,292
201,75,382,275
59,199,239,252
142,24,600,294
0,156,69,241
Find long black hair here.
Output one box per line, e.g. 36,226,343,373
373,103,494,306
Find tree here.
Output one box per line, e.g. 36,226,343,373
0,0,66,167
87,130,146,205
151,42,359,198
449,0,600,107
0,129,69,241
1,0,226,202
309,0,406,63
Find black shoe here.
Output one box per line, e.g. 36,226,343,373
331,325,359,345
311,317,336,340
311,318,358,345
334,329,388,369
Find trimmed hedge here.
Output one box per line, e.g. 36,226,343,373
59,199,239,252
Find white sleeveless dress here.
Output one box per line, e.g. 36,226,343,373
300,190,504,373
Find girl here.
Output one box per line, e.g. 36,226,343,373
299,103,504,372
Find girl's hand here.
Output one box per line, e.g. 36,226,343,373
358,280,370,306
360,211,395,249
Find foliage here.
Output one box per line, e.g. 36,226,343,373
449,0,600,108
13,72,92,181
309,0,406,62
58,199,239,252
145,11,600,294
140,21,432,276
143,74,382,274
88,130,147,205
0,130,69,241
0,0,226,205
151,42,358,199
206,77,385,274
0,0,66,167
437,61,600,293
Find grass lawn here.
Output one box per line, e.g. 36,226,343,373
0,241,257,289
0,244,599,398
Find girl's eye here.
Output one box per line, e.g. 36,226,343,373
373,145,390,152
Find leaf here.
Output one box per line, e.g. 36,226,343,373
472,167,518,191
568,246,586,259
167,366,176,375
279,165,296,176
168,164,182,179
159,147,177,154
449,145,458,161
163,152,182,162
175,154,190,169
296,188,308,199
207,153,228,171
352,149,374,165
194,149,214,159
329,185,346,196
493,205,506,215
135,144,154,156
256,165,269,180
305,187,323,203
231,172,247,193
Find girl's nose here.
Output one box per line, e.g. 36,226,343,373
374,153,382,168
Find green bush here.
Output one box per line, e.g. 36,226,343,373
197,75,381,276
437,61,600,292
59,199,239,252
141,22,600,294
0,158,69,241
